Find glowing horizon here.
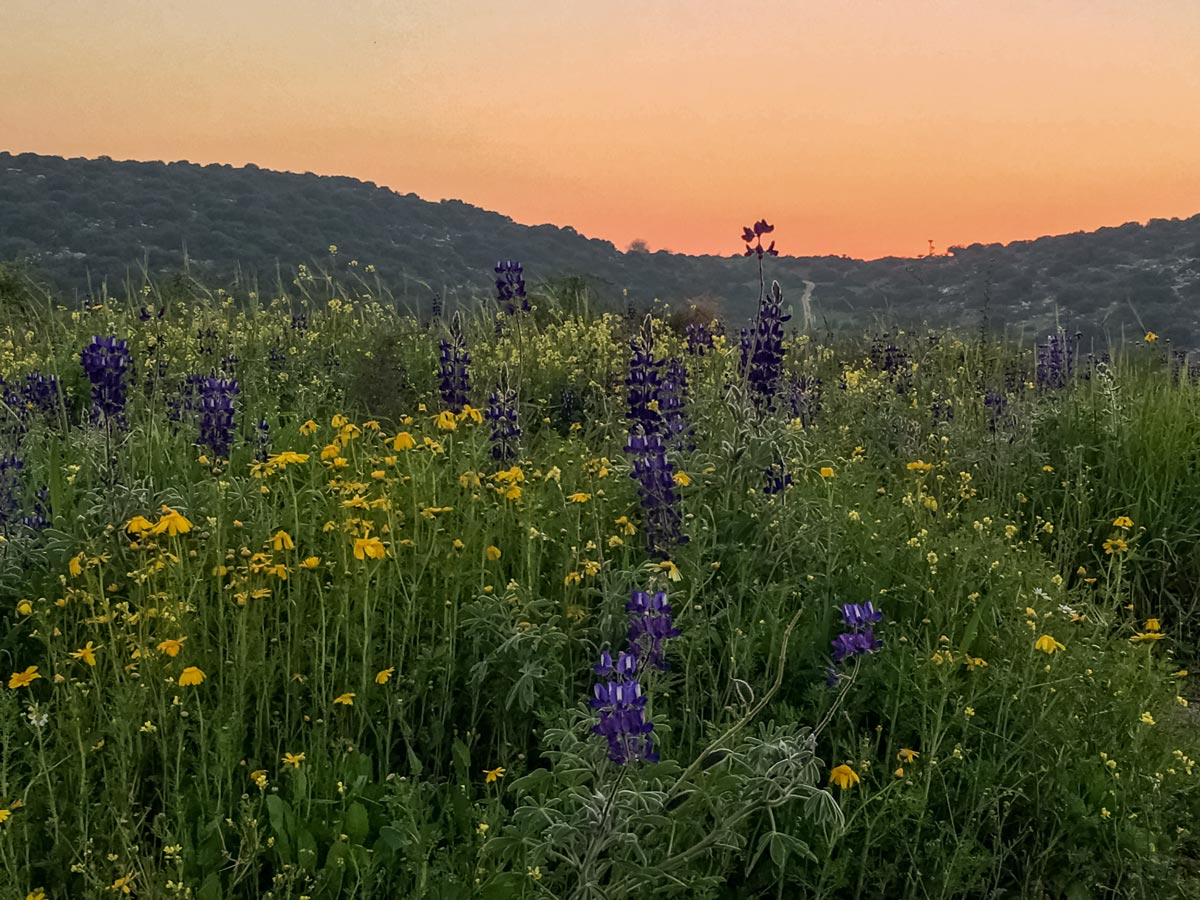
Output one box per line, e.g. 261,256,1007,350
3,0,1198,260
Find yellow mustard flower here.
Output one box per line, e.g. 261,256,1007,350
157,637,186,657
819,467,835,478
299,556,321,569
483,766,506,783
486,546,502,561
272,530,295,551
1112,516,1134,529
282,752,305,768
392,432,416,451
906,460,932,472
334,692,355,706
375,667,395,684
567,492,592,503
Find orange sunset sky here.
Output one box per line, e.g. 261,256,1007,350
3,0,1199,259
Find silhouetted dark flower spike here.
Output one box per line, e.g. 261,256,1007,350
742,219,779,258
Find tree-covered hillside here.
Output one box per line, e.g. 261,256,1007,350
2,151,1199,343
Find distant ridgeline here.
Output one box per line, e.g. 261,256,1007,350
1,150,1199,343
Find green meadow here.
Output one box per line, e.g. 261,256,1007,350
1,262,1199,899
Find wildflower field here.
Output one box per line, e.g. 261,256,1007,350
3,238,1200,900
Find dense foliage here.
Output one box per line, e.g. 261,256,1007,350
1,255,1200,899
3,150,1200,342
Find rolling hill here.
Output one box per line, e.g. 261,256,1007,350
2,150,1199,343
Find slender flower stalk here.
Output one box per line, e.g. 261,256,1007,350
438,312,471,412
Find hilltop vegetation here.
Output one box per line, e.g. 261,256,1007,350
1,264,1200,897
2,151,1200,343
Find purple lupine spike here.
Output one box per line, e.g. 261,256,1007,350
742,220,779,258
590,650,658,764
80,336,132,428
685,321,716,356
494,260,529,315
626,317,664,436
626,426,687,557
747,281,790,411
827,601,884,675
786,375,822,427
626,590,681,671
1036,331,1077,390
438,312,471,412
763,461,792,495
658,359,695,453
197,377,239,459
485,386,520,461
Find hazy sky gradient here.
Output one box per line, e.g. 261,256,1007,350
4,0,1199,258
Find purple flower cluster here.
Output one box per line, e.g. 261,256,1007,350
626,427,687,556
786,375,822,427
685,321,716,356
485,387,521,461
747,281,790,411
984,389,1008,432
0,454,24,526
591,650,657,765
831,602,883,664
626,590,681,672
659,360,695,453
198,377,239,459
495,260,529,315
763,461,792,495
438,313,471,413
590,587,682,764
1036,332,1076,390
254,418,271,462
80,336,132,427
742,220,779,259
626,319,664,435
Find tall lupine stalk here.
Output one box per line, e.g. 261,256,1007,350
0,454,24,528
685,321,716,356
485,378,521,462
626,427,687,557
198,377,239,459
658,359,695,453
495,260,529,316
438,312,471,412
1037,331,1077,390
590,589,680,765
80,335,132,428
625,590,681,672
591,650,657,765
741,221,789,411
827,601,883,686
626,317,664,436
746,280,790,411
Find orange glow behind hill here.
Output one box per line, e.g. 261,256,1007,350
3,0,1199,259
